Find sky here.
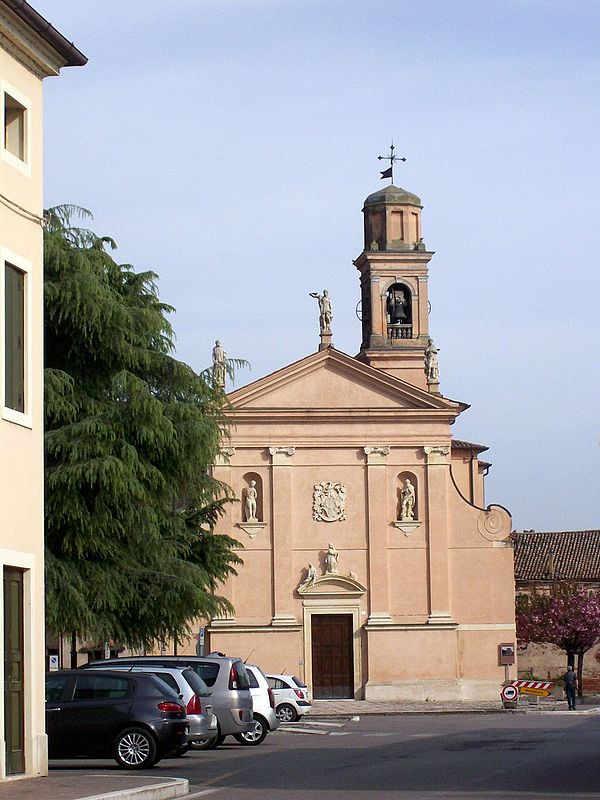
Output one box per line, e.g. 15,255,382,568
36,0,599,532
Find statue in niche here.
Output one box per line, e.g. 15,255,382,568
212,339,227,387
299,563,317,591
309,289,333,333
324,543,339,575
387,287,408,324
424,338,440,382
400,478,416,521
244,480,258,522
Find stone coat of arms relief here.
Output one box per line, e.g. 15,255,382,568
313,482,347,522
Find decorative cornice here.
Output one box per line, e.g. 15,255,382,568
0,7,68,77
297,573,367,597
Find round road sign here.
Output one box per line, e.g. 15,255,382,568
501,684,518,702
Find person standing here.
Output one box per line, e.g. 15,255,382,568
564,665,577,710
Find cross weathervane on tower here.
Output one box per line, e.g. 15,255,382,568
377,141,406,184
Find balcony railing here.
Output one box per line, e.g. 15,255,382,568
387,324,413,340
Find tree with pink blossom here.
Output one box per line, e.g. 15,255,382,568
516,584,600,696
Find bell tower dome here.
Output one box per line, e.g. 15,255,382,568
355,184,436,392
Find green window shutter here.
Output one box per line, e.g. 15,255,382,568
5,263,25,413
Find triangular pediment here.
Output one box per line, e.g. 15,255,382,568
228,348,459,413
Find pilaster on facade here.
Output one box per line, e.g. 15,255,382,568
268,446,295,465
269,446,295,626
363,445,390,465
212,447,236,613
214,447,235,467
423,443,453,625
363,445,392,624
423,444,450,464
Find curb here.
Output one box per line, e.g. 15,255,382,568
308,708,506,717
76,777,189,800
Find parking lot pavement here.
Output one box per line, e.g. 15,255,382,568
0,771,188,800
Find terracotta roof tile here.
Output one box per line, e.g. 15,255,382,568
451,439,489,454
513,530,600,582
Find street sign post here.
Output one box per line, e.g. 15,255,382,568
501,684,518,703
196,626,205,656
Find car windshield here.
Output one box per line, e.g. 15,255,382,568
188,663,220,687
45,675,68,702
152,672,180,693
232,661,250,690
182,669,211,696
292,676,307,688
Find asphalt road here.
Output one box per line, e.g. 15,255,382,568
52,712,600,799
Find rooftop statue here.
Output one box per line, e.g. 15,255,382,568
212,339,226,387
309,289,332,334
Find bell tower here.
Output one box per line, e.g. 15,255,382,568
354,184,437,392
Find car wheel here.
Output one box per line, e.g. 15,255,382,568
276,703,298,723
191,733,224,751
234,716,268,746
114,727,157,769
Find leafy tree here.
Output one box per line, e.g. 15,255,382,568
44,206,243,654
516,584,600,695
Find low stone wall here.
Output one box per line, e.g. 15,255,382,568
518,642,600,688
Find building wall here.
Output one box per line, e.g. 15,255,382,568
196,360,516,702
0,37,46,777
518,641,600,684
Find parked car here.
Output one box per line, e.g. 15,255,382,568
240,664,279,745
45,670,189,769
83,663,217,751
86,655,253,748
266,674,312,722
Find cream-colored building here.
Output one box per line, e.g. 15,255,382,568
202,182,516,701
0,0,85,779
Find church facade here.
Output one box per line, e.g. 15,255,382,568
207,183,516,701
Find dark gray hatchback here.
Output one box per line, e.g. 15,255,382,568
45,670,189,768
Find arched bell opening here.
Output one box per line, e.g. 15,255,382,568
386,283,412,340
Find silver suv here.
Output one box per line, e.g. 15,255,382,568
83,663,218,750
91,655,254,748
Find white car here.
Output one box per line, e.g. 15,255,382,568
241,664,280,745
266,674,311,722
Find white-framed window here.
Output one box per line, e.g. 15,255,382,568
1,248,32,428
1,80,31,176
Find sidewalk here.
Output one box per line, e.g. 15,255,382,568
0,772,188,800
310,699,504,715
309,696,600,716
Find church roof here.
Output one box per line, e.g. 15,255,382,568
452,439,489,454
363,184,422,208
227,346,466,418
513,530,600,582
